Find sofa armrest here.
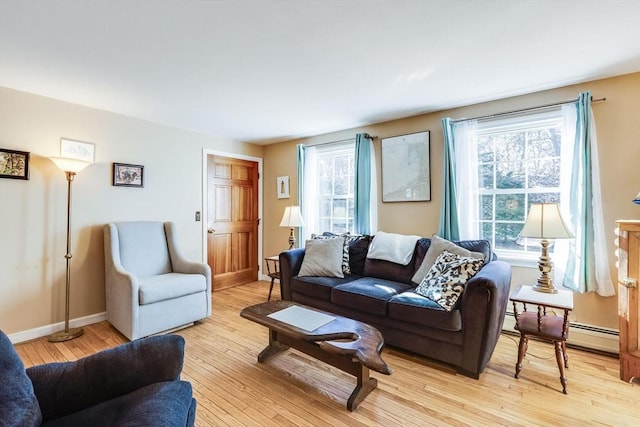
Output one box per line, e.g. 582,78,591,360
27,335,186,422
459,260,511,377
279,248,305,300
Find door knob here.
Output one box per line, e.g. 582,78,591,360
207,228,215,234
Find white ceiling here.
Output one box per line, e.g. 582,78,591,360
1,1,639,145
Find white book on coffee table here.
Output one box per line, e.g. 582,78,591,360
268,305,335,332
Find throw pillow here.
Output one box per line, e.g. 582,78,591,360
414,250,484,311
311,233,351,274
298,238,345,278
411,234,485,284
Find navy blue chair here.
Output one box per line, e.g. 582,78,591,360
0,331,196,426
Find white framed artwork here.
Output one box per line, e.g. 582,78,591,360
277,176,290,199
60,138,96,163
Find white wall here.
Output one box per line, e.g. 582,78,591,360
0,87,263,336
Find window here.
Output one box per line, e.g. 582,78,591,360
466,109,571,260
300,142,355,235
317,145,355,233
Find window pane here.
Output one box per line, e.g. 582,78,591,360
478,137,494,162
333,199,347,218
480,222,493,242
479,164,494,189
319,218,331,232
527,159,560,188
495,194,525,221
527,128,561,158
495,132,525,162
495,223,523,251
481,195,494,220
319,198,331,217
496,161,525,189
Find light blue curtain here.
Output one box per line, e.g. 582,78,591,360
296,144,307,247
561,91,613,295
354,133,374,235
438,118,460,240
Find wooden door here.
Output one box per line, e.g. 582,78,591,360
207,155,259,291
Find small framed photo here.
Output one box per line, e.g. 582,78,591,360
60,138,95,163
0,148,30,180
113,163,144,187
277,176,290,199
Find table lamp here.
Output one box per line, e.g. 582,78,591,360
280,206,305,249
633,191,640,205
48,156,92,341
519,203,574,294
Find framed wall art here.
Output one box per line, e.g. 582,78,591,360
381,130,430,202
60,138,95,163
0,148,30,180
113,163,144,187
277,176,290,199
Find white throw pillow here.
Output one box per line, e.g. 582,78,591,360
411,234,485,284
298,238,345,278
414,250,484,311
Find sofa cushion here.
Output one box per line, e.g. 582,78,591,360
347,235,371,275
298,238,344,278
139,273,207,305
42,380,193,427
331,278,413,316
415,250,484,311
363,254,417,284
290,275,359,301
412,234,485,284
388,291,463,331
0,331,42,427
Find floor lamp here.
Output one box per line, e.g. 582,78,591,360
48,157,92,342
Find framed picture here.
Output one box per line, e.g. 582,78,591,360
60,138,95,163
0,148,30,180
381,131,430,202
277,176,290,199
113,163,144,187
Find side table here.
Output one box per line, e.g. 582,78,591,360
510,285,574,394
264,256,280,301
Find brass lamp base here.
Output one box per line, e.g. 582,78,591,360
532,283,558,294
288,227,296,249
48,327,84,342
532,238,558,293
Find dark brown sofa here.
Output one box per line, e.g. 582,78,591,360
279,235,512,378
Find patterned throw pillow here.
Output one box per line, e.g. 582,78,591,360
311,233,354,274
414,250,484,311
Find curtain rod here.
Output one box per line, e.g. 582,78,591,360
304,133,377,147
451,96,606,124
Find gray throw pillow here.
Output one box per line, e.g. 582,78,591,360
411,234,485,284
311,233,351,274
414,250,484,311
298,238,345,278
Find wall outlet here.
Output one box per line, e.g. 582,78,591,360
195,211,201,221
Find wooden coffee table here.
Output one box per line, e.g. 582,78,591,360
240,300,392,411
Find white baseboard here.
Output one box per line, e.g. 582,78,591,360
503,313,619,354
8,312,107,344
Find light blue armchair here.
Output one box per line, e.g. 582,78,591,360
104,221,211,340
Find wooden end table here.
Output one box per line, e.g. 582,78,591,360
240,300,392,411
264,256,280,301
510,285,574,394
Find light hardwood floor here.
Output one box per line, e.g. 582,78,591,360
15,281,640,426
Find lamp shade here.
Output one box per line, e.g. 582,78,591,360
280,206,305,227
50,157,92,173
519,203,574,239
633,192,640,205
